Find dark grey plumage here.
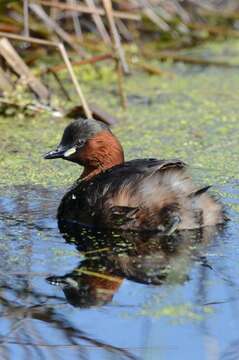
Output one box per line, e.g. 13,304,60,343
57,158,225,232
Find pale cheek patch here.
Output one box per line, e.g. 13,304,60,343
64,147,76,157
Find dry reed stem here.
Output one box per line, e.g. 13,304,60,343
102,0,129,74
38,0,141,20
85,0,111,44
68,0,83,39
156,51,238,67
0,33,91,114
0,31,59,46
48,52,113,72
29,3,85,56
23,0,30,37
58,43,92,118
0,37,49,101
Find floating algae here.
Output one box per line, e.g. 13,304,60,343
0,39,239,189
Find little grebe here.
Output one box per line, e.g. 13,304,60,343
44,118,225,232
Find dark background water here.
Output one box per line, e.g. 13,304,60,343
0,181,238,360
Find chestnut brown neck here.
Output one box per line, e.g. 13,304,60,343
79,130,124,180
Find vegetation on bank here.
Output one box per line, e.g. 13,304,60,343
0,39,239,191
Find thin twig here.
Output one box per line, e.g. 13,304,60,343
29,3,85,56
102,0,129,74
140,0,170,31
58,43,92,118
156,51,238,67
68,0,83,39
47,52,113,72
115,18,134,42
23,0,30,37
0,32,92,111
66,102,119,125
0,37,49,101
0,31,59,47
85,0,111,44
49,69,71,101
38,0,141,20
134,61,175,77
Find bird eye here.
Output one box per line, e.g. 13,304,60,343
78,139,85,147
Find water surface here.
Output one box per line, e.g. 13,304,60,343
1,39,239,360
0,183,238,360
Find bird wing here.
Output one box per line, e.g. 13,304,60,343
92,158,188,231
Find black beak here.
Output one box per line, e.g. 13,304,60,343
44,148,65,159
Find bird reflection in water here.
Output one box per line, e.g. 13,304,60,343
47,220,224,308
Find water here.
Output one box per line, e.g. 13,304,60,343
0,182,238,360
1,38,239,359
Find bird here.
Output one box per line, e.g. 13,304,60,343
44,118,226,233
47,220,222,308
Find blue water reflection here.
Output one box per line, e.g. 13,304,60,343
0,183,238,360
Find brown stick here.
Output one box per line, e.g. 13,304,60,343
102,0,129,74
38,0,141,21
142,6,170,31
101,0,128,108
115,18,133,42
0,38,49,101
156,51,238,68
29,3,85,56
0,24,20,33
0,33,91,109
85,0,111,44
0,31,59,47
136,62,175,77
66,102,118,125
48,52,114,72
68,0,83,40
58,43,92,118
23,0,30,37
49,69,71,101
